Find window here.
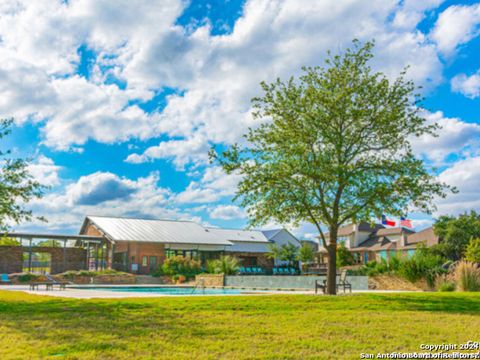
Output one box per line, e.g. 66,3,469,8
379,250,388,261
142,256,148,266
407,249,415,257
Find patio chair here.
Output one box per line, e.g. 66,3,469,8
337,270,352,293
315,279,326,294
1,274,11,285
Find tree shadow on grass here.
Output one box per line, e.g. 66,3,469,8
348,293,480,315
0,296,225,358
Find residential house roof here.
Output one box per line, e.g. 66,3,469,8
324,222,385,238
405,227,439,247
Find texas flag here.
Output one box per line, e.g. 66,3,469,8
381,215,396,227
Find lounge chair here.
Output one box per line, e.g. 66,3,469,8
1,274,11,285
337,270,352,293
315,270,352,294
315,279,326,294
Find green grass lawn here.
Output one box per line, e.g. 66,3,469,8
1,291,480,359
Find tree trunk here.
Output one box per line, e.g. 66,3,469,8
326,228,338,295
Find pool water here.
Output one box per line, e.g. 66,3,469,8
72,286,264,295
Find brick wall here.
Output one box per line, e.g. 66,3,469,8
0,246,23,273
0,246,87,274
113,241,165,275
196,274,225,287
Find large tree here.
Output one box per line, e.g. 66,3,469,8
433,211,480,260
0,118,45,231
211,41,451,294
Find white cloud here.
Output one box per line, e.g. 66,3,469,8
27,155,62,187
430,3,480,56
1,0,446,160
437,156,480,215
125,132,210,170
411,111,480,165
451,71,480,99
209,205,246,220
19,171,192,232
391,0,444,30
176,166,241,204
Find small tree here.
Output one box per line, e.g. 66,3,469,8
207,255,240,275
298,244,315,272
266,243,282,262
465,238,480,263
0,118,45,230
280,243,299,268
298,244,315,263
211,40,451,294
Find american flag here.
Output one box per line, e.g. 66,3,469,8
400,217,413,229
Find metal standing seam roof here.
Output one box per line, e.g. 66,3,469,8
205,228,271,243
84,216,233,246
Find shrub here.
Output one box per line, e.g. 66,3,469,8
435,274,455,292
337,243,355,267
206,256,239,275
397,246,445,288
17,273,40,282
453,261,480,292
465,238,480,263
161,256,202,279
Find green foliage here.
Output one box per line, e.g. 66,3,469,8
266,243,282,261
0,118,46,231
267,243,299,267
353,246,446,287
0,235,20,246
298,244,315,263
435,275,456,292
454,261,480,292
37,239,62,247
433,211,480,260
211,40,452,294
280,243,299,267
60,270,130,279
336,243,355,267
160,256,202,279
397,245,445,287
465,238,480,263
206,256,240,275
17,273,40,282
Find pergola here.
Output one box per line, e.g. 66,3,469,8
6,232,106,272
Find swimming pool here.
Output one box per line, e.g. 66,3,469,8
70,286,267,295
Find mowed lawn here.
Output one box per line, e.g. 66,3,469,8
1,291,480,359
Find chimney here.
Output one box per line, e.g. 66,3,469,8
400,232,407,247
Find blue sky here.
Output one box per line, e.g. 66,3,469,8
1,0,480,239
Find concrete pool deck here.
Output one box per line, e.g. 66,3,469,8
0,285,415,299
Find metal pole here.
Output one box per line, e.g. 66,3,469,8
63,239,67,272
28,238,33,272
